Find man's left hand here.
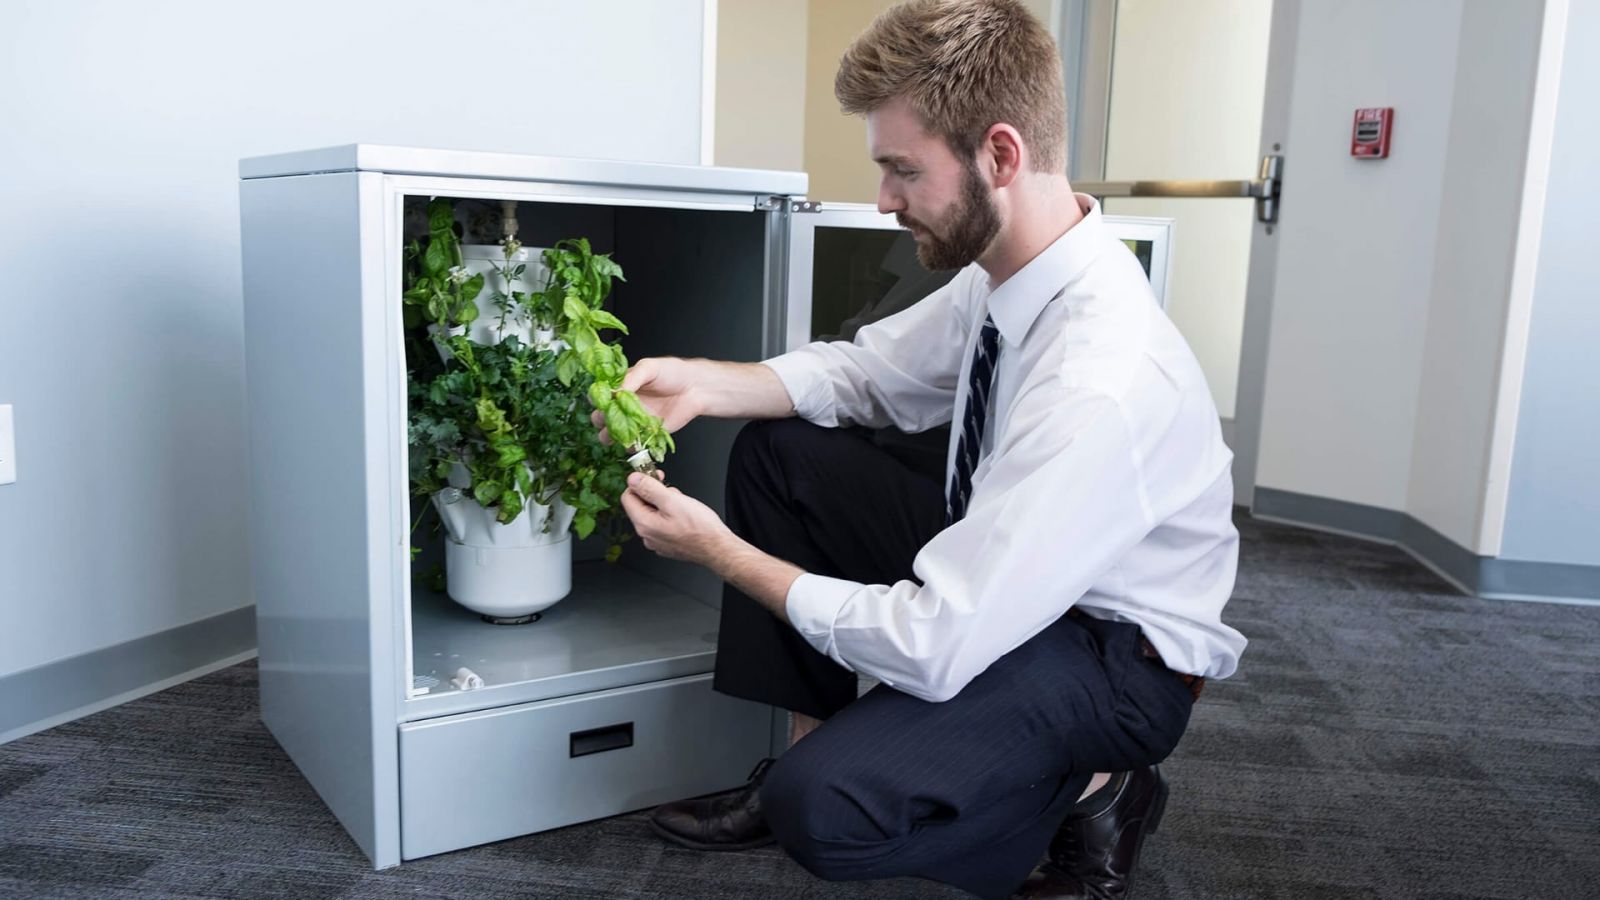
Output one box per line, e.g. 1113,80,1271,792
619,470,736,567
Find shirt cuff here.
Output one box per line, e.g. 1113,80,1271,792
784,572,862,671
759,351,825,421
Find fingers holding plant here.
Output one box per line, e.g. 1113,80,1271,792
590,356,699,448
618,469,732,565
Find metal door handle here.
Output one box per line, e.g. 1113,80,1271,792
1075,154,1282,223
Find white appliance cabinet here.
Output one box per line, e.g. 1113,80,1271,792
239,145,818,868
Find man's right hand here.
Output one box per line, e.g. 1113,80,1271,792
591,357,701,445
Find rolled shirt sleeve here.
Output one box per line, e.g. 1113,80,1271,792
784,386,1157,703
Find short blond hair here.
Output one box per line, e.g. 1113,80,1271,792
835,0,1067,173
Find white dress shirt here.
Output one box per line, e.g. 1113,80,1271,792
760,196,1246,703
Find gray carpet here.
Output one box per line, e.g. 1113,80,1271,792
2,513,1598,899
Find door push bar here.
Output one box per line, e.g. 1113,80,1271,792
1075,154,1283,224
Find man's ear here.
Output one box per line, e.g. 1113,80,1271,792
982,123,1025,189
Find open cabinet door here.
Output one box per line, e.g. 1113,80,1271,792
782,200,1177,480
783,202,957,355
783,202,961,480
786,201,1177,353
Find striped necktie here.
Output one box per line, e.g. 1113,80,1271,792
945,314,1000,526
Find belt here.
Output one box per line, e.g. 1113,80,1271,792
1067,607,1205,702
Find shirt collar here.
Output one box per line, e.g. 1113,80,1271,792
983,194,1102,345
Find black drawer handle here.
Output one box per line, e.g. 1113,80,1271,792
570,722,634,758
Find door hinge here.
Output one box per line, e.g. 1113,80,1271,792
755,196,822,213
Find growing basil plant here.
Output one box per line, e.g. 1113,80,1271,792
403,199,670,563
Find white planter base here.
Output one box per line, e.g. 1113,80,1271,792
445,534,572,623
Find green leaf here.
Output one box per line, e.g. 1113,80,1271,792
574,511,596,539
423,239,449,275
605,407,639,449
473,479,501,507
556,352,580,387
577,486,603,512
562,293,588,324
496,489,523,524
572,326,599,358
604,543,622,563
588,308,628,334
494,439,526,468
613,390,650,421
588,382,613,410
428,199,454,232
476,396,511,437
596,354,625,383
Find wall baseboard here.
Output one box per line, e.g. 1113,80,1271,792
1252,488,1600,606
0,606,257,745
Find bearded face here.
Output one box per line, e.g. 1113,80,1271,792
895,156,1002,272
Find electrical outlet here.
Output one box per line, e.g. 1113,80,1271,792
0,405,14,485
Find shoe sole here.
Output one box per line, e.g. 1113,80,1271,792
648,818,777,852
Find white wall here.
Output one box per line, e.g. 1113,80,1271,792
1407,0,1547,550
715,0,809,171
0,0,707,679
1255,0,1554,559
1256,0,1465,512
1101,0,1273,421
1500,0,1600,567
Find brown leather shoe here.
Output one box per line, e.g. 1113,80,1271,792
1014,766,1169,899
648,758,776,851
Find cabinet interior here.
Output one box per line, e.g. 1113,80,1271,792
401,194,771,719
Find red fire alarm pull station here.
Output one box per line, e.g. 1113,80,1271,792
1352,107,1394,158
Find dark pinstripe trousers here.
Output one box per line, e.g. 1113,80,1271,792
712,419,1196,899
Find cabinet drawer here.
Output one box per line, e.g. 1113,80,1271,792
399,673,772,859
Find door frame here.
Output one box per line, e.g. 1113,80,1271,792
1233,0,1300,507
